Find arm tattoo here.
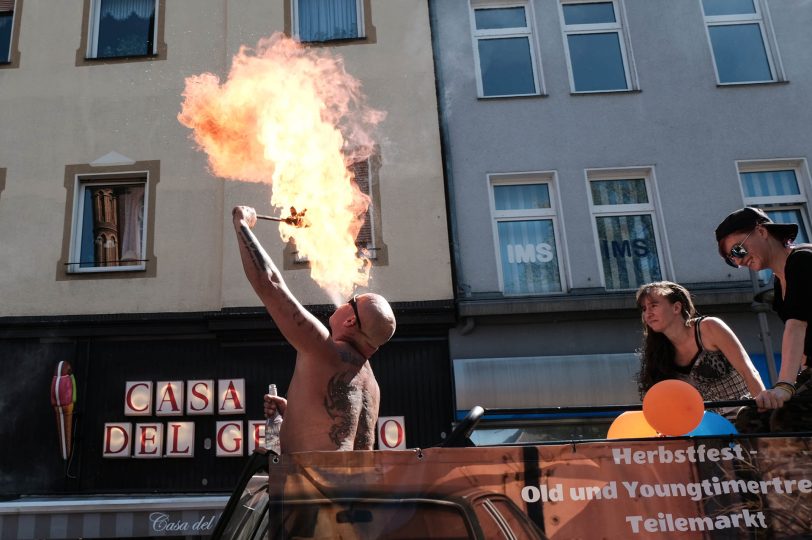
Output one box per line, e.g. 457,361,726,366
238,224,275,274
239,225,314,332
286,296,307,328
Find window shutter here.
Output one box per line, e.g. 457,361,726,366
0,0,14,12
350,160,373,247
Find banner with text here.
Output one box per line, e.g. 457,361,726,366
267,437,812,538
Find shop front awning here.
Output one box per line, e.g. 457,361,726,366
453,353,640,415
0,494,228,539
453,354,641,444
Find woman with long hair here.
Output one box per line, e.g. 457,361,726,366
636,281,765,418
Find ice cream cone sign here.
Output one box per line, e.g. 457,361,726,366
51,361,77,461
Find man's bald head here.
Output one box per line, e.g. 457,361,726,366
357,293,396,348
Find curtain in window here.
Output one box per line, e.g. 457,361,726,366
100,0,154,21
590,179,648,206
497,219,561,294
91,187,120,267
740,170,800,197
0,1,15,12
764,209,807,242
493,184,550,211
757,208,808,283
97,0,154,57
119,186,145,262
596,214,661,290
298,0,358,42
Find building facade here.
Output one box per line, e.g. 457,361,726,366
429,0,812,441
0,1,454,537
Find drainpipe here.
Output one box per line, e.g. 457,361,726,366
750,270,778,385
427,0,464,304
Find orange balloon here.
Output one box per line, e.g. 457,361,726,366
642,380,704,436
606,411,659,439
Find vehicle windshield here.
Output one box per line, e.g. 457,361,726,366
271,500,473,540
217,474,270,540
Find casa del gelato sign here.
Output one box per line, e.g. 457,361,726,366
103,379,267,458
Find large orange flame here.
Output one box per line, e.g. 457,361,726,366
178,33,384,303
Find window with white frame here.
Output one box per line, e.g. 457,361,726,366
470,2,541,98
293,0,364,43
87,0,157,59
0,0,13,64
588,170,664,290
559,0,633,93
67,174,148,273
490,174,565,295
738,160,811,281
701,0,779,84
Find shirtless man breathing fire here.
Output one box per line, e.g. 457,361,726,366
232,205,396,453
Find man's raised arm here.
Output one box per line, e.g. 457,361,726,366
232,205,330,351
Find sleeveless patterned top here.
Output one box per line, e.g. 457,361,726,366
674,317,750,415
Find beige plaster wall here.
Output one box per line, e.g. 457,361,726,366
0,0,451,316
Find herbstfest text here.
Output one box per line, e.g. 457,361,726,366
521,443,811,535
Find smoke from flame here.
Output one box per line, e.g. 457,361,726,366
178,33,385,303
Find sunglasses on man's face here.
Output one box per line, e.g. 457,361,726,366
349,295,362,329
726,229,755,266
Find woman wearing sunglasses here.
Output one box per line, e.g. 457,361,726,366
715,207,812,428
636,281,765,421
